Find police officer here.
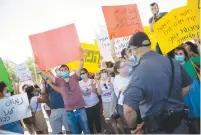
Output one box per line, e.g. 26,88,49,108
123,32,193,134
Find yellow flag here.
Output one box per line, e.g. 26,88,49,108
67,43,100,73
153,6,200,54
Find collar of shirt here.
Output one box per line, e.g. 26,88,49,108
139,51,156,63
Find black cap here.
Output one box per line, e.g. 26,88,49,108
128,32,151,47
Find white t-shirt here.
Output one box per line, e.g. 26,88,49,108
113,75,130,105
79,79,99,108
30,96,42,112
99,77,114,102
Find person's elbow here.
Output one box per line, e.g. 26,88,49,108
124,104,136,120
182,85,191,97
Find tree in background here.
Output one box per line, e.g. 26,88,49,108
4,57,40,84
3,61,18,82
26,57,40,84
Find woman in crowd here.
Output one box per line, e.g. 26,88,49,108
185,41,200,57
0,82,24,134
25,85,48,134
113,60,131,134
79,68,101,134
96,69,119,133
175,46,200,134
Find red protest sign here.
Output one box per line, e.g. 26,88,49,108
29,24,83,70
102,4,143,39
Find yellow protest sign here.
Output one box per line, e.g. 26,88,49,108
153,6,200,54
67,43,100,73
143,26,157,50
187,0,200,9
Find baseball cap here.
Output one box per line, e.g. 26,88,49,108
128,32,151,47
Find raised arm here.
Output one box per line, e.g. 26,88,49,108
40,70,56,84
110,37,119,62
76,59,84,77
46,79,61,93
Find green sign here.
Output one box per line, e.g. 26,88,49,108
0,58,13,92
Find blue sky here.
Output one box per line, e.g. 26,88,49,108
0,0,187,64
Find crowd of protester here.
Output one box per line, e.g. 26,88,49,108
0,2,200,135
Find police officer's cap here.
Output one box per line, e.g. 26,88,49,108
128,32,151,47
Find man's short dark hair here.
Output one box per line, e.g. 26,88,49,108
150,2,158,7
0,82,7,94
59,64,70,71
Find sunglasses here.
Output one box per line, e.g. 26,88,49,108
103,84,108,89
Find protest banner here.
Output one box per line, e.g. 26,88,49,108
187,0,200,9
113,36,130,57
96,35,130,61
15,62,32,82
29,24,83,70
143,26,157,50
0,58,13,92
67,43,100,73
96,36,113,62
102,4,143,39
0,93,32,126
153,6,200,54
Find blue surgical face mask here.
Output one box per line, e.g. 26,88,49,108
34,92,39,96
56,71,61,77
175,55,185,63
81,74,87,80
61,72,69,79
4,92,11,97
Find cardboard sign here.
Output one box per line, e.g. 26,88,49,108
96,36,113,62
143,26,157,50
102,4,143,39
0,93,32,126
29,24,83,70
187,0,200,9
67,43,100,73
153,6,200,54
113,36,130,57
0,58,13,92
15,63,32,82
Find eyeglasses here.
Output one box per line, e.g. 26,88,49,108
103,84,108,89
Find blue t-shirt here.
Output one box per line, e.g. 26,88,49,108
1,121,23,134
47,84,65,109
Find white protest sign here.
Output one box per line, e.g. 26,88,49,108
96,26,113,62
15,62,32,82
96,26,130,61
96,36,113,62
0,93,32,126
113,36,130,57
